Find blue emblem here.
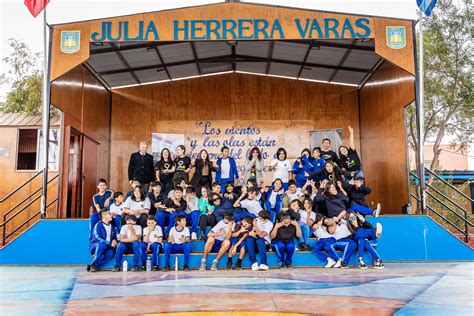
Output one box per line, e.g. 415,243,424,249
60,31,81,54
386,26,406,49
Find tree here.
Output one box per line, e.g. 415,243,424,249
0,38,43,115
408,0,473,185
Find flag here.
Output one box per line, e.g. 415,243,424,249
417,0,437,16
24,0,50,17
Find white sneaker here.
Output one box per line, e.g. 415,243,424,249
259,264,269,271
333,258,342,268
324,257,336,268
191,232,198,240
251,263,259,271
373,203,381,217
375,223,383,238
210,260,218,271
199,259,206,271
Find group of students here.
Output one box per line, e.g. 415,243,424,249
88,126,385,272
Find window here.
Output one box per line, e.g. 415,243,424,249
16,128,60,171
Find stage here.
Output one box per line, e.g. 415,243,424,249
1,262,472,315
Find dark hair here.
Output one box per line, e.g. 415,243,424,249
280,213,291,220
176,145,186,154
174,214,186,224
290,199,302,209
125,214,138,222
324,181,336,194
200,186,210,195
174,186,184,193
210,193,222,204
276,147,287,160
221,146,229,153
175,178,187,187
288,179,297,187
224,212,235,221
186,186,196,194
113,191,123,200
312,147,321,155
258,210,270,220
242,216,254,225
338,145,349,157
131,178,141,184
99,208,109,220
322,138,331,144
246,179,258,188
97,178,107,185
150,181,161,188
147,215,157,222
303,197,313,209
225,182,235,189
160,148,173,163
248,187,259,194
315,213,325,223
301,148,311,157
248,146,262,161
212,182,221,188
198,149,211,167
132,185,145,201
273,178,283,189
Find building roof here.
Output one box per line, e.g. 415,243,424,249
0,112,61,127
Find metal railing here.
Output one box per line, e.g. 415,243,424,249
0,171,59,246
409,168,473,243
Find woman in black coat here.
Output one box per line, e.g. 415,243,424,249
190,149,218,196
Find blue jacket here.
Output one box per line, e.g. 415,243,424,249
263,189,283,212
292,155,313,184
91,221,117,246
311,158,326,180
215,157,239,182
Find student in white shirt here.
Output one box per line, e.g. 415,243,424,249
245,210,274,271
297,198,316,251
310,214,340,268
327,216,357,269
114,214,143,272
109,191,125,231
268,147,292,190
122,185,151,228
140,215,163,271
163,215,191,271
216,146,239,192
233,187,263,218
199,212,235,271
282,180,305,209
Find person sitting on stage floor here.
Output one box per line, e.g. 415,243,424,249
233,186,264,221
292,148,313,188
159,186,187,235
215,146,239,193
310,213,341,268
184,186,202,240
89,209,117,272
199,212,235,271
281,180,305,210
141,215,163,271
198,186,216,239
89,178,114,241
246,210,274,271
147,181,166,216
271,212,302,269
122,185,151,228
163,214,191,271
227,215,253,270
114,214,142,272
109,191,125,231
346,176,381,217
347,211,384,269
314,180,350,219
262,178,284,221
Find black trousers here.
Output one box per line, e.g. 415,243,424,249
199,214,217,232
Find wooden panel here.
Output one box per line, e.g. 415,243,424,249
110,73,360,191
82,137,98,216
359,62,415,214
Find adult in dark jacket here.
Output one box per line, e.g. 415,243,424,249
128,142,156,192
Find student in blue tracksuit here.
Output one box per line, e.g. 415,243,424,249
314,180,350,218
163,214,191,271
141,215,163,271
347,211,384,269
246,210,274,271
262,179,284,222
89,179,114,241
215,146,239,193
310,147,326,181
310,213,341,268
292,148,313,188
346,176,381,217
271,213,302,269
113,214,143,271
327,217,357,269
89,209,117,272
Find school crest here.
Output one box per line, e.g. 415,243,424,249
386,26,406,49
60,31,81,54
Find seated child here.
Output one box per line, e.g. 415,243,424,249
271,213,302,268
89,179,114,240
326,216,357,269
262,179,284,221
114,214,143,271
347,212,384,269
210,192,235,222
233,187,264,220
246,210,274,271
281,180,305,209
141,215,163,271
163,214,191,271
199,212,235,271
346,176,381,217
158,187,187,234
310,213,341,268
125,178,141,199
314,180,349,218
185,186,201,240
89,209,117,272
228,215,254,270
109,191,125,231
297,198,316,251
198,186,217,238
147,181,166,216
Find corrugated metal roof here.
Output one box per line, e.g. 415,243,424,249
0,112,61,127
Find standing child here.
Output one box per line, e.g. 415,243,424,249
199,212,235,271
227,215,253,270
246,210,274,271
163,215,191,271
141,215,163,271
89,209,117,272
338,126,363,179
310,213,341,268
89,179,114,241
268,147,292,190
215,146,239,192
243,147,265,186
114,214,143,271
320,138,340,166
155,147,175,195
310,147,326,181
109,192,125,231
271,213,302,268
292,148,313,188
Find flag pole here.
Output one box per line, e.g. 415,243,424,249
416,8,426,214
40,6,52,218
